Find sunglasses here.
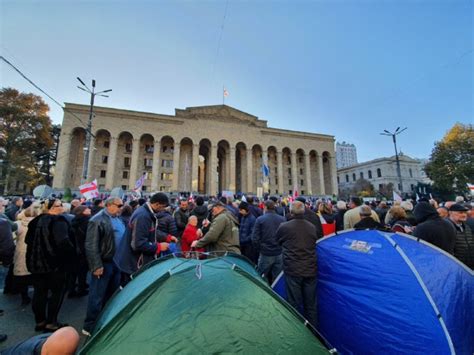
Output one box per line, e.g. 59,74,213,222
113,203,124,208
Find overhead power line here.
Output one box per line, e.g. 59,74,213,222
0,55,95,137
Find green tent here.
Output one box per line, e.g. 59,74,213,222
80,254,331,354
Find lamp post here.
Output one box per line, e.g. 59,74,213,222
77,77,112,183
380,127,407,195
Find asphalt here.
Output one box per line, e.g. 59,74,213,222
0,267,89,352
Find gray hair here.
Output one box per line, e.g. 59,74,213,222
336,201,347,210
359,205,372,217
105,197,120,206
62,203,71,214
290,201,305,215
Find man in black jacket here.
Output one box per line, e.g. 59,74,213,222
173,199,189,240
83,197,125,336
276,201,318,326
294,196,323,240
447,204,473,269
252,200,286,284
354,205,388,231
0,218,14,343
413,201,456,254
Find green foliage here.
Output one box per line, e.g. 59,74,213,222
351,178,375,197
63,187,73,202
0,87,54,194
424,123,474,197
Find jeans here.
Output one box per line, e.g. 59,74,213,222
257,254,282,284
285,274,317,327
83,262,121,332
32,271,66,324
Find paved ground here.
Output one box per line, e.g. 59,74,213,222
0,267,89,352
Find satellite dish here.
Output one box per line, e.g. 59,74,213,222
110,187,124,199
33,185,53,199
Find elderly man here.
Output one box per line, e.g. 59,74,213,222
276,201,318,327
83,197,125,336
447,204,473,269
191,201,240,255
344,197,380,229
354,205,387,230
5,196,23,221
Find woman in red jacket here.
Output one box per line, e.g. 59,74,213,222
181,216,205,257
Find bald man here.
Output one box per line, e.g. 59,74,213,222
2,326,79,355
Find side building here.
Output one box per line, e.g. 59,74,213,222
336,141,357,169
53,104,338,196
337,154,427,196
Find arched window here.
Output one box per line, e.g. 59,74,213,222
409,168,413,178
377,168,382,178
360,172,364,179
352,173,356,181
368,170,372,179
346,175,349,182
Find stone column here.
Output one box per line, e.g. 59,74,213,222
209,144,218,195
151,140,161,191
318,154,325,195
330,156,338,195
229,147,236,193
291,152,298,194
128,138,140,190
172,142,181,192
246,148,253,194
276,150,284,195
105,136,118,190
53,132,72,188
86,135,96,181
191,144,199,192
305,152,312,195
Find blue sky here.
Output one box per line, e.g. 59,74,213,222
1,0,472,162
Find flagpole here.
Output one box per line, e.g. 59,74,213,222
223,85,225,105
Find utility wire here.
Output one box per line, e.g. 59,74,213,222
0,55,95,138
211,0,230,85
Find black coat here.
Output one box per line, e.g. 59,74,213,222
173,208,189,238
448,219,474,270
354,217,388,231
335,209,347,231
71,215,90,259
0,219,15,266
413,202,456,255
252,211,286,256
276,214,317,278
85,210,117,272
190,205,209,229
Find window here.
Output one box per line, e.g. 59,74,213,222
274,167,278,174
360,172,364,179
299,157,303,163
275,178,278,184
125,143,132,153
379,184,383,190
299,168,303,175
144,158,153,168
161,172,173,180
123,171,129,179
102,156,108,164
161,160,173,168
289,190,292,195
162,145,167,153
346,175,349,183
124,157,130,168
300,179,304,186
409,168,413,178
142,186,147,192
287,157,291,164
145,145,154,153
100,170,106,178
377,168,382,178
288,168,291,175
288,179,292,185
275,189,278,194
99,184,105,190
301,190,305,195
337,176,340,184
411,184,415,191
121,185,128,190
352,173,356,181
104,141,110,148
368,170,372,179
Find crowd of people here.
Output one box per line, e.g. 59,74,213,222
0,192,473,353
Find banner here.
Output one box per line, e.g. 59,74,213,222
79,179,99,200
393,190,402,202
133,173,146,192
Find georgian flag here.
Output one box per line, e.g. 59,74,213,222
79,179,99,200
223,88,229,97
133,173,146,191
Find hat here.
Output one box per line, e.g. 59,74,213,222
449,203,469,212
295,196,306,204
238,201,249,211
210,201,226,209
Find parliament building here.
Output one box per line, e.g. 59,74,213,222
53,104,338,196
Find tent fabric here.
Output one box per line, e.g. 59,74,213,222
80,254,330,354
272,230,474,355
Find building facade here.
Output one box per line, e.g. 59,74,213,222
336,141,357,169
53,104,338,196
337,154,426,195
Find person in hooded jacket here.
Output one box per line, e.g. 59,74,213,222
190,196,209,229
238,202,257,263
413,201,456,254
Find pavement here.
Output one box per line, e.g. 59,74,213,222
0,267,89,352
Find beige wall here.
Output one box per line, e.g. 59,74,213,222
54,104,337,195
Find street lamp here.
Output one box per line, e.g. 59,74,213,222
77,77,112,183
380,127,407,195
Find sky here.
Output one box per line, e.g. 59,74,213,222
1,0,472,162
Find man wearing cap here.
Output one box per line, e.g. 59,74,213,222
447,204,474,269
343,197,381,230
354,205,388,230
413,201,456,254
191,201,240,255
83,197,126,336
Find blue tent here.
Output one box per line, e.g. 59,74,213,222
272,230,474,354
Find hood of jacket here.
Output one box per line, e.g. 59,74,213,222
413,202,439,224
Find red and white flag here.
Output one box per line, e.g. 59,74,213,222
223,88,229,97
79,179,99,200
468,183,474,195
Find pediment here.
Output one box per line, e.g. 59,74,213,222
175,105,267,127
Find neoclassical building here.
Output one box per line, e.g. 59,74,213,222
53,104,337,196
